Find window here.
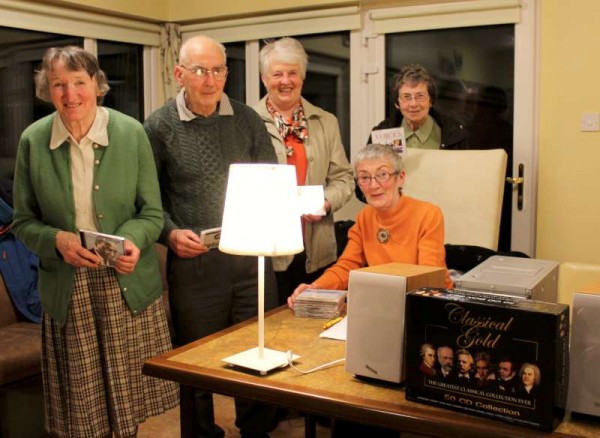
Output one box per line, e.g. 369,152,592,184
0,27,82,178
0,27,146,181
97,40,144,121
299,33,350,155
223,42,246,103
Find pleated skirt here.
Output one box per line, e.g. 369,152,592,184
42,266,179,438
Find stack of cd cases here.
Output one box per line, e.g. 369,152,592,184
293,289,347,319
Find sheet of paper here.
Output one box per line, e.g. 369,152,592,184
297,185,326,216
319,316,347,341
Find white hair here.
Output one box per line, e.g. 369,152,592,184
259,37,308,79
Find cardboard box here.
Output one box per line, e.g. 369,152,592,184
405,288,569,431
455,256,559,302
345,263,446,383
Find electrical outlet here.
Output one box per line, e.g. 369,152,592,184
580,112,600,131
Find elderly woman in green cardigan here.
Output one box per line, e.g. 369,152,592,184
12,46,177,438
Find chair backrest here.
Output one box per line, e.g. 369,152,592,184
402,148,507,251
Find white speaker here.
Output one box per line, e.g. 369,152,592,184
345,263,446,383
567,290,600,417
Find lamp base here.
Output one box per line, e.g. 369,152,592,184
222,347,300,375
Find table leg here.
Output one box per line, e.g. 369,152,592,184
304,414,317,438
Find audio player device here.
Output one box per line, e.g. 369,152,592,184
455,256,559,302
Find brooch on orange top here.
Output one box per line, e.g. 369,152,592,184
377,228,390,243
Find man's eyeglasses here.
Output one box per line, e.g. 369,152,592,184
399,93,429,103
355,171,399,187
180,65,228,80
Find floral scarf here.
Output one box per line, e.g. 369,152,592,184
266,98,308,156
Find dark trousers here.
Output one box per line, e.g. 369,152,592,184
179,388,278,438
168,250,278,437
274,251,333,306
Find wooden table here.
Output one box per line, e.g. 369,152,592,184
143,306,600,438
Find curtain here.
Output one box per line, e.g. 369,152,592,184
160,23,181,101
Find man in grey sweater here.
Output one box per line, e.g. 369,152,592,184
144,35,278,438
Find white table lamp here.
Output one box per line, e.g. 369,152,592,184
219,163,304,374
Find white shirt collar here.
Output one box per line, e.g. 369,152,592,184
49,106,109,149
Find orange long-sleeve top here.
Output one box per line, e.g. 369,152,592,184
316,195,453,290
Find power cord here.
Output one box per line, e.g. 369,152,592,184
286,350,345,374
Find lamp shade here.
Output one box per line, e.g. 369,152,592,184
219,163,304,257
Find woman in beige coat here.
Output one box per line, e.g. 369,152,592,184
254,37,354,305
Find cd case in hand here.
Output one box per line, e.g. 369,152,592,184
293,289,347,319
200,227,221,250
79,230,125,268
371,127,406,155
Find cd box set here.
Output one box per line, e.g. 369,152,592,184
405,288,569,431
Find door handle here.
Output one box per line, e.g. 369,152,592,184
506,176,524,185
506,163,524,211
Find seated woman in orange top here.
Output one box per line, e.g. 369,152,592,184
288,143,452,308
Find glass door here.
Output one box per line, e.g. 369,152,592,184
385,25,515,252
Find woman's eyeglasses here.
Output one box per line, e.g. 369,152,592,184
399,93,428,103
355,171,398,187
